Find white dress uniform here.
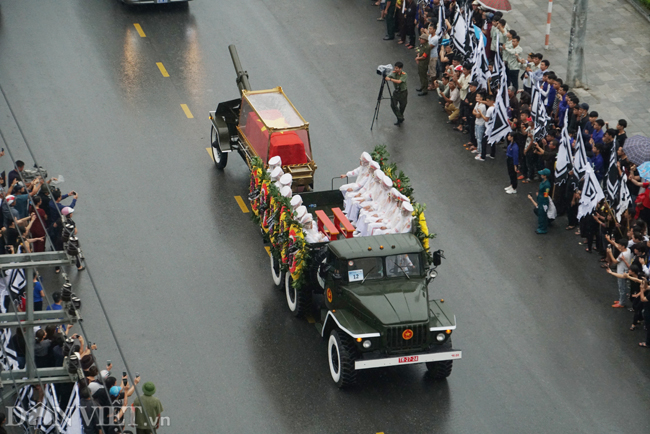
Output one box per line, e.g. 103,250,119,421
340,152,373,193
270,167,284,187
348,170,385,224
343,161,380,215
301,214,328,243
280,186,292,198
356,177,394,236
290,195,303,213
367,188,403,235
383,202,414,234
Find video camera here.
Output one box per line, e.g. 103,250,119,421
21,165,48,183
376,64,394,76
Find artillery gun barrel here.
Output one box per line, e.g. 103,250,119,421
228,44,251,96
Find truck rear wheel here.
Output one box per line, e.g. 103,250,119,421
426,360,453,380
211,125,228,170
270,254,284,288
327,330,357,388
284,273,310,317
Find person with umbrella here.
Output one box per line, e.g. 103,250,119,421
527,168,552,234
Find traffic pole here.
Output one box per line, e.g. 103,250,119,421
544,0,554,49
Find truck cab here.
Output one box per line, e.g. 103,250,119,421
314,234,460,387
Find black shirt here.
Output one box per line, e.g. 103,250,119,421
616,132,627,150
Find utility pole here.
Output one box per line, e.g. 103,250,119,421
566,0,589,88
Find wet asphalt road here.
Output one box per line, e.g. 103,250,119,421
0,0,649,433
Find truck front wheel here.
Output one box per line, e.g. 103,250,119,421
327,330,357,388
426,360,453,380
270,254,284,288
284,273,310,317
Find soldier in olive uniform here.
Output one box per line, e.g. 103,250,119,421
415,34,431,96
385,61,408,126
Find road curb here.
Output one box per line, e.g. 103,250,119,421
624,0,650,24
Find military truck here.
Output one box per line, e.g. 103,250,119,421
269,190,462,388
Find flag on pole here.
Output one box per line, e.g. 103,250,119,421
573,132,590,178
470,37,489,91
451,6,467,56
578,167,605,219
436,4,446,39
616,174,632,222
530,83,549,141
492,34,509,108
605,141,620,203
555,117,573,185
486,86,512,145
63,383,83,434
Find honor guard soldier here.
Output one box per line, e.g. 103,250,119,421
415,34,431,96
385,62,408,126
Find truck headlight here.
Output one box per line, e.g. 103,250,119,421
362,340,372,349
436,333,446,342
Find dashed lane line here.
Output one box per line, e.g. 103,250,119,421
133,23,146,37
156,62,170,77
180,104,194,118
235,196,249,213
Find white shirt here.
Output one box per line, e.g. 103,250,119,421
474,103,486,126
428,34,439,59
449,87,460,109
616,250,633,274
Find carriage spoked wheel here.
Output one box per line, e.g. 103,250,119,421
211,124,228,170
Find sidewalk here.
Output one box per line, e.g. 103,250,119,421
507,0,650,136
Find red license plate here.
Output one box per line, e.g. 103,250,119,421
398,356,419,363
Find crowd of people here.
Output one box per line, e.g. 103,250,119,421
0,157,163,433
370,0,650,349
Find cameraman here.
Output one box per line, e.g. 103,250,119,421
385,62,408,126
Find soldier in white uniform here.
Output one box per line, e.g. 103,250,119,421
367,187,404,235
290,195,303,212
270,167,284,188
280,186,292,198
348,170,386,224
343,161,380,215
278,173,292,191
268,156,282,172
339,152,373,192
356,176,394,236
300,213,328,243
375,202,414,235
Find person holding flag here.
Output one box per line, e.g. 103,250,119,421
527,168,552,234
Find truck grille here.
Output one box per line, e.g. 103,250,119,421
385,324,428,352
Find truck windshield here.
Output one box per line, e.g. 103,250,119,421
386,254,422,278
346,258,383,283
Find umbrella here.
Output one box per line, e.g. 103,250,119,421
623,135,650,166
477,0,512,12
637,161,650,180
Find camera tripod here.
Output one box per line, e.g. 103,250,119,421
371,74,393,131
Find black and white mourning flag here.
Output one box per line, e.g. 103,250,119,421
37,384,64,434
555,113,573,185
470,37,489,91
573,132,590,179
451,5,467,56
486,86,512,145
605,140,620,203
616,174,632,222
436,4,446,39
530,83,549,141
63,383,83,434
578,167,605,219
492,34,509,108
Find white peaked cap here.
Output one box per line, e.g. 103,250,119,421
295,205,307,219
279,173,293,186
270,167,283,180
369,161,380,169
390,187,401,197
382,177,393,188
290,195,303,207
402,202,414,212
269,156,282,167
300,213,313,224
361,152,372,162
280,186,292,198
374,170,385,179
